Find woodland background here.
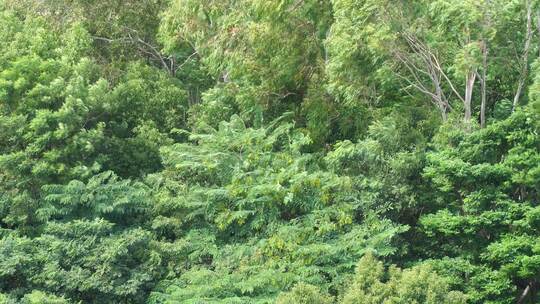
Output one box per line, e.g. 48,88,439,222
0,0,539,303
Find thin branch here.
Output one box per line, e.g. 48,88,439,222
93,28,174,75
402,32,465,103
287,0,306,13
175,51,200,73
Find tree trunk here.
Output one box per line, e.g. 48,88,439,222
433,71,449,121
464,70,477,126
537,10,540,58
480,0,491,128
517,282,531,304
437,90,448,121
480,41,488,128
513,0,533,111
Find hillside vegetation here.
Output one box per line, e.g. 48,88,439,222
0,0,538,303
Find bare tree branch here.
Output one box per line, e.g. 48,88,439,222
402,32,465,104
92,27,175,76
175,51,199,74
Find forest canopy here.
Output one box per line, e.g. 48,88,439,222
0,0,538,303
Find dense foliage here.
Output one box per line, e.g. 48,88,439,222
0,0,538,303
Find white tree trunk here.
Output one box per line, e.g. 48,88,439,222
513,0,533,110
480,41,488,128
464,70,477,125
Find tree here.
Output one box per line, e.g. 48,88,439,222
0,172,165,303
327,0,533,127
419,102,540,303
148,115,406,303
341,253,466,304
276,283,333,304
1,1,539,303
159,0,345,145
